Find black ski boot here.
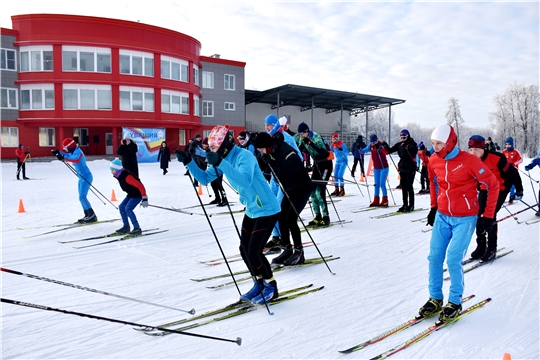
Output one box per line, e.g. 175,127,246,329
116,225,130,234
418,298,443,318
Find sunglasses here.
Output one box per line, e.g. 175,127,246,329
400,136,407,140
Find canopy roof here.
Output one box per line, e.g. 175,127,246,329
245,84,405,115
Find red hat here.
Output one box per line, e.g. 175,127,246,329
332,133,339,141
62,138,77,152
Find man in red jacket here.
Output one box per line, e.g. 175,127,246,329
419,125,499,324
468,135,523,261
15,144,30,180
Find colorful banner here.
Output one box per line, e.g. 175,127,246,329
122,127,165,163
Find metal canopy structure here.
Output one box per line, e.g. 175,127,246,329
245,84,405,115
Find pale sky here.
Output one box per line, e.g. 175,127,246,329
2,0,538,128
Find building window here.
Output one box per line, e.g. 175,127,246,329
224,102,235,111
1,49,16,70
202,100,214,117
224,74,235,90
62,46,111,72
161,56,188,82
202,71,214,89
1,127,18,147
194,96,200,116
193,66,200,86
20,84,54,110
1,88,18,108
119,50,154,77
39,128,55,146
178,129,186,146
119,86,154,112
63,84,112,110
74,128,89,146
161,89,189,114
20,45,53,72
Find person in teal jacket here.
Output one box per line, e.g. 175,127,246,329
175,124,281,305
330,133,349,196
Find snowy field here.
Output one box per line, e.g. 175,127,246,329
2,154,539,360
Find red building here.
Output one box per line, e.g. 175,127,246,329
1,14,246,159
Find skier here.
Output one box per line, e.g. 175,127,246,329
188,133,207,189
157,141,171,175
416,142,431,194
351,135,366,178
294,122,333,226
386,129,418,212
421,124,499,323
524,148,540,217
501,137,523,203
255,131,312,266
117,137,139,177
15,144,30,180
467,135,523,261
109,158,149,235
330,133,349,197
237,131,256,155
362,134,390,207
485,137,500,152
51,138,97,223
175,124,281,304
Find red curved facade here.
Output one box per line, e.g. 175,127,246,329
5,14,217,157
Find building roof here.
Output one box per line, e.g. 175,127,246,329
245,84,405,115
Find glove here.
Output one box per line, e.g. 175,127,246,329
514,191,523,201
426,207,437,227
206,151,222,166
524,166,531,171
303,138,312,146
374,143,380,149
337,147,343,151
477,216,494,233
175,150,191,165
51,149,64,161
140,196,149,208
258,152,273,164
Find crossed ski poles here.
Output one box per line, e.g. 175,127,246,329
59,159,118,209
519,168,539,211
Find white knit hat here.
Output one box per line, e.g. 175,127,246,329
431,124,451,142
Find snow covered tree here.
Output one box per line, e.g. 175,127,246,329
489,82,540,157
445,97,465,148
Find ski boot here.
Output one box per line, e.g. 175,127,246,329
239,278,264,302
283,247,305,266
438,302,462,323
308,214,322,226
251,279,278,305
418,298,443,318
116,225,130,234
271,244,293,267
369,196,380,207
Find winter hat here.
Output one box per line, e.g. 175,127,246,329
418,141,425,151
238,131,247,140
332,133,339,141
265,114,282,135
505,137,514,146
400,129,410,138
369,134,378,143
202,137,208,146
279,116,289,131
208,124,234,157
62,138,77,153
109,158,123,171
194,133,202,140
468,135,485,149
18,144,23,148
431,124,457,159
487,137,492,141
254,132,273,149
297,122,310,134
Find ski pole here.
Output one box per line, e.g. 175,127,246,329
1,268,195,314
500,204,520,224
61,160,117,209
211,165,274,316
523,169,539,208
148,204,207,216
346,163,364,197
497,202,537,223
1,298,241,345
62,162,106,206
519,168,539,183
266,162,335,275
386,175,397,205
206,184,212,198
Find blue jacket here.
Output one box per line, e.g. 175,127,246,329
187,145,281,219
332,142,349,164
60,147,92,178
524,157,540,172
352,136,366,158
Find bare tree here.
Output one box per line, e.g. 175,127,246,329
489,82,540,157
445,97,465,149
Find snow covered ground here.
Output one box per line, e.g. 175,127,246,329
2,154,539,360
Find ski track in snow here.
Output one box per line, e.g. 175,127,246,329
2,156,539,359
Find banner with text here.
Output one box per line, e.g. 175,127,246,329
122,127,165,163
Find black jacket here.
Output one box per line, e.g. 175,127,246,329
387,137,418,173
157,146,171,169
117,141,139,177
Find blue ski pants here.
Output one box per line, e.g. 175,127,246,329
373,167,389,197
428,212,476,305
119,196,142,229
78,171,93,211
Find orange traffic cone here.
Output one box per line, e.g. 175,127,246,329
18,199,26,213
503,353,512,360
111,189,117,202
198,184,203,195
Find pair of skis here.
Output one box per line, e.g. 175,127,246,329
339,295,491,358
370,208,427,219
21,219,120,238
136,284,324,337
443,249,514,280
57,228,168,249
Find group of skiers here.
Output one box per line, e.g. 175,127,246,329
43,118,539,321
